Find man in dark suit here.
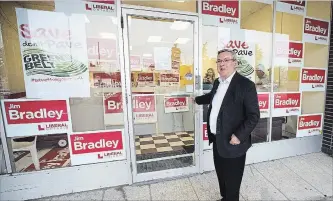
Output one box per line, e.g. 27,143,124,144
195,49,260,201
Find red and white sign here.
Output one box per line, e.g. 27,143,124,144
103,92,157,125
304,17,330,45
55,0,116,16
87,38,117,61
202,123,212,150
69,129,125,166
1,99,72,137
272,92,301,117
300,68,326,92
258,93,270,118
276,0,306,15
297,114,323,137
160,73,180,86
130,55,141,71
137,73,154,87
201,0,240,28
164,96,189,113
93,72,121,88
276,41,303,67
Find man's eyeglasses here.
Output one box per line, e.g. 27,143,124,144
216,59,235,64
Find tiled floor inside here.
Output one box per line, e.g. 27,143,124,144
135,131,195,160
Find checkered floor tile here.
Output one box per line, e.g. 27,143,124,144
135,132,195,159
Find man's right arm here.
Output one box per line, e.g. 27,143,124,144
195,79,217,105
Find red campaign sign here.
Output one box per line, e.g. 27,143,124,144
280,0,305,6
104,93,123,114
276,41,303,59
87,38,116,60
93,72,121,88
301,69,326,84
258,93,269,110
160,74,180,83
104,92,155,113
298,115,322,130
87,0,115,4
71,130,123,155
274,93,301,109
137,73,154,82
203,123,208,141
4,100,69,125
201,0,239,18
304,18,329,37
165,97,187,108
133,93,156,113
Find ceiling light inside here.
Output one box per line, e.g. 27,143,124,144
170,21,190,30
175,38,190,44
147,36,162,43
99,32,117,39
143,53,152,57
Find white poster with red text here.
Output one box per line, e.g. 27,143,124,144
300,68,326,92
55,0,116,16
276,0,306,16
303,17,330,45
130,55,142,71
1,99,72,137
164,96,189,113
297,114,323,137
16,8,90,98
160,73,180,87
258,92,270,118
69,129,125,166
272,92,302,117
103,92,157,125
218,27,255,82
92,72,121,88
276,40,303,67
201,0,240,28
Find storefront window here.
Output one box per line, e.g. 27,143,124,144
272,1,330,141
0,1,125,173
201,1,274,144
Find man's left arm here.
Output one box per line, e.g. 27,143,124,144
234,82,260,143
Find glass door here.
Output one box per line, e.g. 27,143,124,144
121,8,200,182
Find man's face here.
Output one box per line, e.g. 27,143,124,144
256,70,264,77
217,51,237,79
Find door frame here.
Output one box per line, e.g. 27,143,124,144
120,7,202,183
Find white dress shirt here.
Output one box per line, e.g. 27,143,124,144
209,71,236,134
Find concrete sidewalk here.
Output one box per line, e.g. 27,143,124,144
38,152,332,201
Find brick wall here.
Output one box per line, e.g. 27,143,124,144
322,5,333,156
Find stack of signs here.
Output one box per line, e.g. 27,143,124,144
218,27,255,82
160,73,180,87
1,99,72,137
16,8,90,98
137,73,154,87
296,114,323,137
92,72,121,88
201,0,240,28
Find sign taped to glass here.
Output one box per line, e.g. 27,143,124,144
16,8,90,98
69,129,125,166
164,96,189,113
1,99,72,137
303,17,330,45
296,114,323,137
272,92,301,117
258,92,270,118
300,68,326,91
276,41,303,67
276,0,306,16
